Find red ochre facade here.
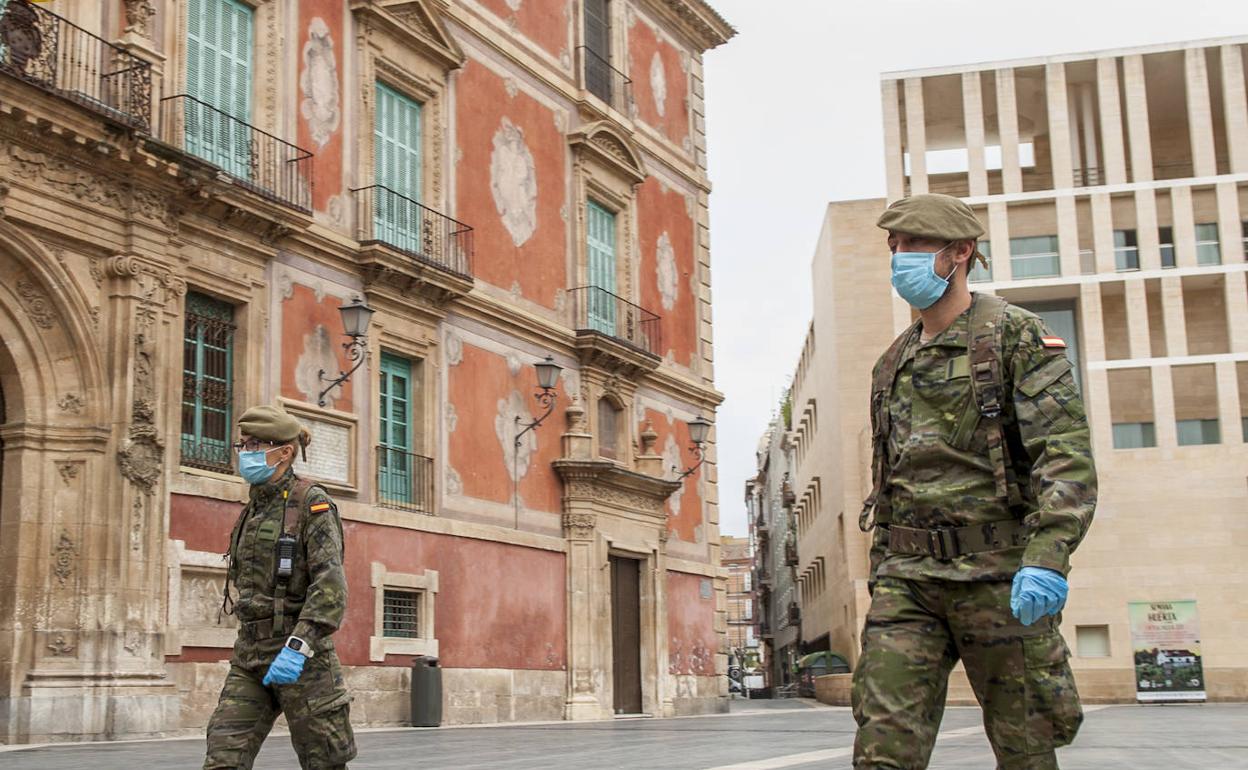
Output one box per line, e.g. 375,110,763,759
666,572,717,676
627,17,690,149
279,282,354,409
637,176,698,368
476,0,571,61
295,0,347,214
642,408,704,544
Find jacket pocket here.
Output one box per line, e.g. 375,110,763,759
1022,633,1083,753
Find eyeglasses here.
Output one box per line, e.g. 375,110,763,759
232,439,279,452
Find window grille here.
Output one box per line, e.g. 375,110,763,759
181,292,235,472
383,589,421,639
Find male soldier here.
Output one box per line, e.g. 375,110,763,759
852,194,1097,769
205,405,356,770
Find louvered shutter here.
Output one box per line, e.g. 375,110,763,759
374,83,423,252
586,201,618,336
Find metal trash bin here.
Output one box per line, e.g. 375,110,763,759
410,656,442,727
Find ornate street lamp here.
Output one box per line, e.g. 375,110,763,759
675,414,712,481
513,355,563,527
317,296,375,407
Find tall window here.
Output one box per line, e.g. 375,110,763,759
583,0,611,103
185,0,253,176
1195,223,1221,266
969,240,992,283
597,397,620,460
586,200,618,335
1010,235,1060,279
1158,226,1176,268
181,292,235,472
374,83,423,250
378,353,414,505
1113,229,1139,271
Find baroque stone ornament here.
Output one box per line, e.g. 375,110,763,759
57,393,85,414
56,462,79,484
562,512,596,538
656,231,678,310
52,531,75,586
300,18,341,149
294,325,344,407
650,52,668,117
15,279,55,329
124,0,156,37
490,118,538,247
496,390,536,481
47,634,75,656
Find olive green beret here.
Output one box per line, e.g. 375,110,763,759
237,405,304,443
877,193,989,267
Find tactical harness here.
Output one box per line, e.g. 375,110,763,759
859,294,1028,560
220,479,335,636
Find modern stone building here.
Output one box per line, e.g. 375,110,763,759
798,36,1248,703
745,415,798,690
0,0,734,743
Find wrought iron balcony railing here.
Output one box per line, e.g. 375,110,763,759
160,95,312,212
353,185,474,278
376,446,434,514
577,46,632,116
568,286,661,357
0,0,152,130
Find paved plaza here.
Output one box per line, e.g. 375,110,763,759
1,699,1244,769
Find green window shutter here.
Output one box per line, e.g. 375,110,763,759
379,353,413,504
586,200,617,335
185,0,253,177
181,292,236,472
373,83,423,250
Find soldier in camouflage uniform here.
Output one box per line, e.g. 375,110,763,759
852,194,1097,769
204,405,356,770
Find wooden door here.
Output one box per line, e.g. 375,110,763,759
610,555,642,715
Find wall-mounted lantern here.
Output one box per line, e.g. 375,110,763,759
317,296,375,407
512,355,563,526
675,414,713,481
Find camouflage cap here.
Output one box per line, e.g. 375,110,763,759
877,193,989,268
237,404,304,443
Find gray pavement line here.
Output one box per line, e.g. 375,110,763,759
700,724,987,770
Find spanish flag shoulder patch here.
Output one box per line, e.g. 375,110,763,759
309,502,332,513
1040,335,1067,349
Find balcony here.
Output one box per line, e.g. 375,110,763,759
568,286,662,377
787,602,801,625
576,46,632,117
376,446,434,514
354,185,474,279
159,95,312,212
784,539,798,567
0,0,152,130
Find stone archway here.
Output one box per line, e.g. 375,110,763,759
0,222,178,743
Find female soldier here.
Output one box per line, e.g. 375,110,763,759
204,405,356,770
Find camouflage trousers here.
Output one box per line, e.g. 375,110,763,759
204,631,356,770
852,577,1082,770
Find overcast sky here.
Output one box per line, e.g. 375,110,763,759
702,0,1246,536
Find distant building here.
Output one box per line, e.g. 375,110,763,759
747,416,799,689
722,535,757,661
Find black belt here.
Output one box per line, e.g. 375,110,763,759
887,519,1026,561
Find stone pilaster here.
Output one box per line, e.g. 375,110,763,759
1096,57,1128,185
995,68,1023,194
903,78,928,195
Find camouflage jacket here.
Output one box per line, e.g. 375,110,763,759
227,468,347,645
868,294,1097,582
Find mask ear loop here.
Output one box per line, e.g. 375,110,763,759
937,241,960,282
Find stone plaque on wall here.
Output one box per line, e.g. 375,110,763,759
294,415,352,486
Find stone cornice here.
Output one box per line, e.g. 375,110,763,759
552,459,682,518
637,0,736,52
568,122,647,187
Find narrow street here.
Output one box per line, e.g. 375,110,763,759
3,699,1245,769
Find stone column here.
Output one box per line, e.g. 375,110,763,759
1090,192,1116,274
1170,186,1198,268
995,68,1023,194
1096,57,1128,185
987,201,1012,282
1216,183,1244,263
1122,55,1154,182
1151,365,1178,448
1123,279,1152,360
903,78,928,195
1224,271,1248,353
1215,361,1243,446
881,79,906,203
1184,47,1218,178
562,508,604,721
962,72,988,197
1135,189,1163,271
1161,277,1189,358
1221,44,1248,174
1046,63,1075,190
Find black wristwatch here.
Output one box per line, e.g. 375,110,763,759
284,635,314,658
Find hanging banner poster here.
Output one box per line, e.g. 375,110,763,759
1128,600,1206,702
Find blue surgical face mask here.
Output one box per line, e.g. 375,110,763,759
238,448,278,485
891,244,957,310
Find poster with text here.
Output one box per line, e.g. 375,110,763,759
1128,600,1206,702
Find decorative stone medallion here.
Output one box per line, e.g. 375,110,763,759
496,390,536,481
300,18,341,149
294,325,344,408
656,231,678,310
490,118,538,247
650,52,667,117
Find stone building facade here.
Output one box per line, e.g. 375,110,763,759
720,534,754,659
797,36,1248,704
0,0,733,743
745,416,798,690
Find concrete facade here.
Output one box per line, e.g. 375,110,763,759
801,37,1248,703
0,0,735,743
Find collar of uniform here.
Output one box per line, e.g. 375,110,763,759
249,467,295,504
918,299,974,349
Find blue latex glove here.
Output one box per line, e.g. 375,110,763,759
1010,567,1069,626
262,647,306,686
